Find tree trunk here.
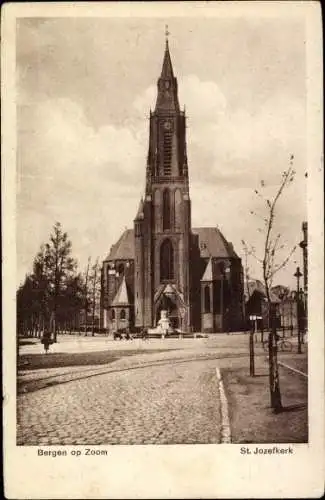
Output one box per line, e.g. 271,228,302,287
249,329,255,376
16,333,20,373
91,312,95,337
268,304,282,412
52,310,57,343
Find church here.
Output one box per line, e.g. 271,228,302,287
100,37,244,333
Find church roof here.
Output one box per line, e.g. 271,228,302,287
112,276,131,306
192,227,239,259
104,229,134,261
105,227,239,262
200,258,213,282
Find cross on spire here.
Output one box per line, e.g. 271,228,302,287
160,28,174,79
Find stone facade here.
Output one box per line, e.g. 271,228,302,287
101,39,244,333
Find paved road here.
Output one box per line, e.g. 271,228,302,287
17,358,221,445
17,333,306,445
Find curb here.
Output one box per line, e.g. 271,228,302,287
216,367,231,443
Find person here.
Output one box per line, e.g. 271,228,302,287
41,330,52,354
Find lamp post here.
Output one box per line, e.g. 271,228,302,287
220,263,231,332
290,296,293,336
294,266,303,354
299,221,308,337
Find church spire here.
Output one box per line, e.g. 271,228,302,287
160,25,174,79
146,29,188,187
155,26,179,113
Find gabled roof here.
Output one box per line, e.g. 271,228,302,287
112,276,131,306
163,283,175,295
104,229,134,261
201,258,213,282
154,283,185,307
192,227,239,259
105,227,239,262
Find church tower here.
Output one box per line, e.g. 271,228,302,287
134,32,192,331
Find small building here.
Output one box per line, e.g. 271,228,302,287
244,280,281,330
110,276,132,333
278,292,306,332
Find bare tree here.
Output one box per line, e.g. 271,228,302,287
243,155,296,412
241,240,255,377
81,257,91,336
89,258,101,336
241,240,253,319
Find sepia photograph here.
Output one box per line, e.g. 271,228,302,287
2,2,324,498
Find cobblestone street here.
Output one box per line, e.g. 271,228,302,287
17,357,221,445
17,333,307,445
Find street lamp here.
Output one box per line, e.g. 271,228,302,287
294,266,303,354
220,262,231,332
299,222,308,337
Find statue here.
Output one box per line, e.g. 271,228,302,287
147,309,172,337
157,310,171,336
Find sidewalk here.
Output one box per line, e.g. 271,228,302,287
220,348,308,443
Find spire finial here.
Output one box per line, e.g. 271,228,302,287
165,24,170,44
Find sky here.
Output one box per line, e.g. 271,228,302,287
16,14,307,289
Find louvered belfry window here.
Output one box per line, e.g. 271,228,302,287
163,129,172,176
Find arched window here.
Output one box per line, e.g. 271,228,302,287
163,189,171,230
153,189,162,232
111,309,115,320
160,239,174,280
120,309,126,320
204,285,211,313
174,189,182,231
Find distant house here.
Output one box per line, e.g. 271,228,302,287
278,292,306,331
278,298,298,330
245,280,305,332
244,279,281,330
272,287,302,331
